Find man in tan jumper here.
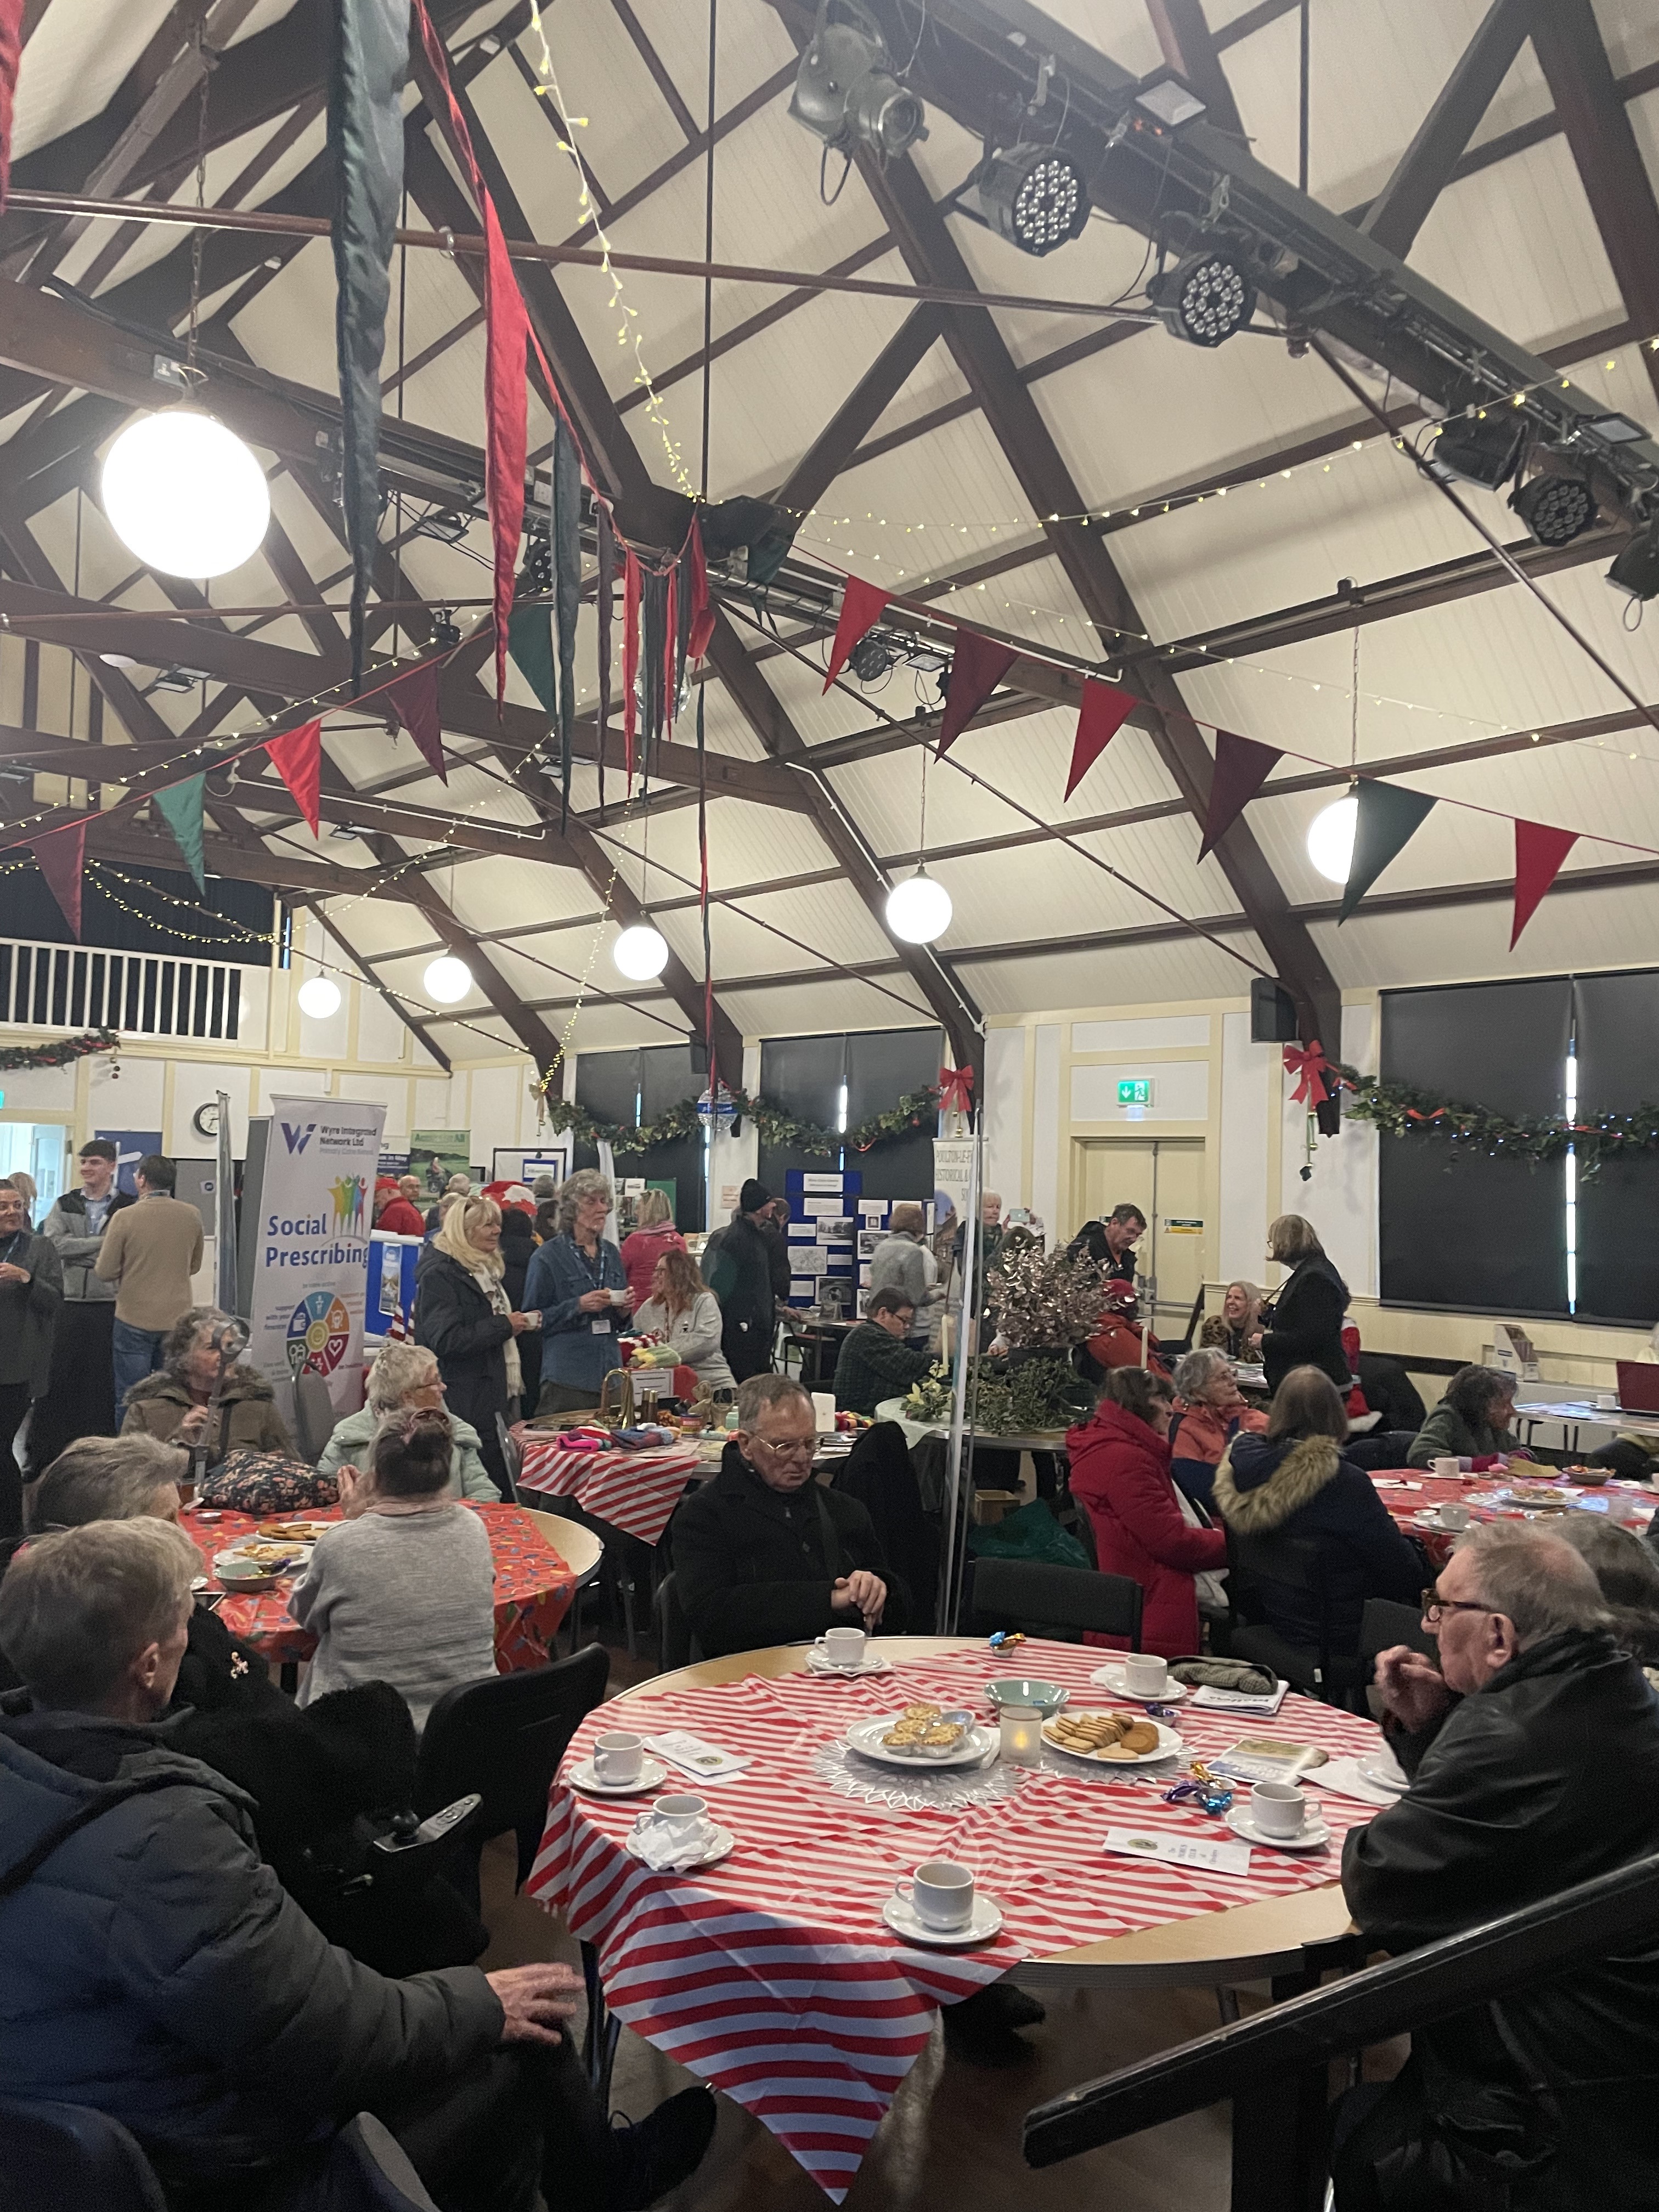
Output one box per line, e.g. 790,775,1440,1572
95,1154,205,1415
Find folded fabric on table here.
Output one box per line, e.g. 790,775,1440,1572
1169,1655,1278,1696
612,1425,680,1449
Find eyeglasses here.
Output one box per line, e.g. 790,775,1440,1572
750,1436,815,1460
1420,1587,1491,1624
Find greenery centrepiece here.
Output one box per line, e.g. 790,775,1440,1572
1335,1063,1659,1177
986,1246,1107,1349
539,1084,940,1157
902,1356,1092,1437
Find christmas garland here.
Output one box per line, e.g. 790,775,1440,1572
541,1085,940,1157
0,1026,120,1070
1335,1063,1659,1177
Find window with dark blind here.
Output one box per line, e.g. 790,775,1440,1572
1570,970,1659,1326
1378,978,1569,1315
571,1045,706,1228
845,1027,941,1202
755,1034,845,1198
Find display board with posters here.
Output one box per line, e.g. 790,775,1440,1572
246,1096,387,1413
411,1129,471,1200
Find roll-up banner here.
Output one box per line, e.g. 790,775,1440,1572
246,1095,387,1412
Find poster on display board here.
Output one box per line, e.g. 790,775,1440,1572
933,1139,976,1238
492,1144,573,1192
96,1130,163,1198
411,1129,470,1198
246,1096,386,1412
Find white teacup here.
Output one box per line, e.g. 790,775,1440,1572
894,1857,975,1931
1122,1651,1168,1698
1437,1501,1470,1531
610,1287,630,1306
1431,1457,1460,1481
1250,1780,1307,1839
653,1793,710,1844
822,1626,866,1669
592,1730,644,1785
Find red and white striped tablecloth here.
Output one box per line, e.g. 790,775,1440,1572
512,1429,702,1545
1372,1468,1656,1564
526,1638,1381,2199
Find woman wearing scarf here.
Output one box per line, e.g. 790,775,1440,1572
413,1195,539,1498
523,1171,633,1417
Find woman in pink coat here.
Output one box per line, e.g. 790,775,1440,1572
618,1188,686,1308
1066,1365,1228,1658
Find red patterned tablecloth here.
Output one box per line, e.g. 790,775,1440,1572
183,1501,575,1669
526,1638,1380,2200
511,1426,702,1545
1371,1468,1656,1564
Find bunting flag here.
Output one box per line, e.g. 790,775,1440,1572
552,416,582,828
1200,729,1282,859
622,548,642,793
267,718,322,836
1511,820,1578,947
1339,778,1436,921
31,821,85,939
154,775,206,892
823,576,888,692
938,631,1018,757
641,568,668,760
697,685,715,1099
0,0,24,215
686,516,715,663
1064,679,1137,802
663,560,680,738
385,660,445,782
507,603,555,717
596,505,617,814
328,0,409,689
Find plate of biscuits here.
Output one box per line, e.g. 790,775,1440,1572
844,1705,997,1768
1041,1709,1182,1764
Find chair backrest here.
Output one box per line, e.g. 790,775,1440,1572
493,1411,521,1501
972,1555,1143,1645
653,1570,696,1671
294,1370,338,1464
415,1642,610,1889
1358,1596,1434,1664
0,2097,167,2212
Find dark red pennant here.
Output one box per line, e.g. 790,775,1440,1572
1200,729,1282,858
31,821,85,939
385,661,446,784
823,577,889,692
267,718,322,836
1064,680,1137,802
938,631,1017,756
1511,820,1578,948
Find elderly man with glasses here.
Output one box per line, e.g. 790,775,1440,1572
1331,1521,1659,2208
669,1373,909,1660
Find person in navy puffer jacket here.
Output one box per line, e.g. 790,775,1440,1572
1212,1364,1427,1658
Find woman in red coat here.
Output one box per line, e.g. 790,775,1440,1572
1066,1365,1228,1658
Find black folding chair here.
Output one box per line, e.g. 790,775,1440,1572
1024,1849,1659,2212
493,1411,522,1502
969,1555,1144,1646
1224,1526,1353,1705
1353,1595,1436,1714
652,1570,699,1671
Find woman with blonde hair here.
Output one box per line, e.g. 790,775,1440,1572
619,1185,686,1309
413,1194,539,1496
632,1247,735,1389
1258,1214,1350,1395
523,1168,633,1415
1200,1280,1262,1361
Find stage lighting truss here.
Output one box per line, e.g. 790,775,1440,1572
1148,246,1256,346
788,0,926,160
1510,470,1599,547
976,145,1091,257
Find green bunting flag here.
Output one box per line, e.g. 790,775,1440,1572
154,774,206,891
507,602,556,716
1339,780,1437,922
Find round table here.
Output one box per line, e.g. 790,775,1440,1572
1372,1466,1656,1564
526,1634,1379,2200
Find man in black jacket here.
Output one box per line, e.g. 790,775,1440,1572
32,1137,135,1472
0,1520,714,2212
704,1180,782,1383
671,1373,909,1658
1336,1523,1659,2209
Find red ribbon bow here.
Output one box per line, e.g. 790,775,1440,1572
939,1065,974,1115
1283,1041,1345,1110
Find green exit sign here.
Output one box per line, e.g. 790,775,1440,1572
1117,1079,1153,1107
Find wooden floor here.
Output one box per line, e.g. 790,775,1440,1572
482,1633,1246,2212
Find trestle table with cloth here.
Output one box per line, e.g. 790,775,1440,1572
525,1634,1380,2200
181,1502,576,1671
511,1426,703,1547
1370,1468,1656,1564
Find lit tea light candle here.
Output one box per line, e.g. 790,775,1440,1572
998,1704,1042,1765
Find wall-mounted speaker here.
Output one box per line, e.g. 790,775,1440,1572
1250,978,1300,1043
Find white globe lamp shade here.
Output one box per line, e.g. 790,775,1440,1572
424,955,472,1005
613,923,670,980
1307,794,1358,885
100,410,270,579
885,868,952,944
296,976,342,1019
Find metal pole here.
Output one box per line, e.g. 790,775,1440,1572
936,1111,984,1632
213,1092,239,1318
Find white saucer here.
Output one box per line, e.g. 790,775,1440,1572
623,1821,735,1870
1357,1754,1408,1796
568,1755,669,1797
1088,1664,1192,1703
882,1892,1005,1947
1411,1508,1468,1531
1224,1804,1331,1852
806,1645,893,1677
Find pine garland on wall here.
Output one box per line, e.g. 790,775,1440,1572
1336,1063,1659,1178
541,1085,940,1158
0,1027,120,1071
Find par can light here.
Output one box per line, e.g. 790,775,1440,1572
976,145,1091,257
1148,249,1256,347
1607,520,1659,602
1509,472,1598,547
1431,413,1525,491
789,0,926,159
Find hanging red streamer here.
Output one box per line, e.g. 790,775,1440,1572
663,561,679,736
622,549,642,795
686,517,715,662
267,718,322,836
822,577,889,692
938,1064,974,1115
1064,679,1137,801
31,822,85,939
1511,820,1578,948
1283,1040,1346,1110
0,0,22,216
938,631,1018,757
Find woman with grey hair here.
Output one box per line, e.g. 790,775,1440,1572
121,1305,295,1469
1167,1345,1267,1510
315,1342,498,1500
523,1170,633,1415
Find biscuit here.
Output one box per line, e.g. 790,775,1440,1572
1118,1721,1160,1754
902,1703,941,1722
922,1723,964,1748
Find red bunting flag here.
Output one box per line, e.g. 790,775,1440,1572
1,0,25,215
622,548,642,793
686,517,715,663
267,718,322,836
385,661,446,783
1064,679,1137,802
938,631,1017,757
822,577,889,692
1200,729,1282,858
31,821,85,939
1510,820,1578,947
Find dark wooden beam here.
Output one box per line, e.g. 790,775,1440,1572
774,303,944,518
1144,0,1245,139
1361,0,1532,257
607,0,699,139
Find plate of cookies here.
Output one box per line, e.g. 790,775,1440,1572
1041,1709,1182,1764
845,1705,997,1768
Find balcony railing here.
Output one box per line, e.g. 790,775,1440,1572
0,938,263,1043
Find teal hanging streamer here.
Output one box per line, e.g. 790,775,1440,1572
154,775,206,892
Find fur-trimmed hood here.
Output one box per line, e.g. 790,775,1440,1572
1212,1431,1341,1533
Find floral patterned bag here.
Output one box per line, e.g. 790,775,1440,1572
199,1448,340,1515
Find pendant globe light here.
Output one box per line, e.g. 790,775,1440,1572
1307,793,1358,884
424,955,472,1005
100,409,270,579
296,975,342,1019
614,923,670,980
885,746,952,944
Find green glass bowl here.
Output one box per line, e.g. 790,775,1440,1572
985,1676,1069,1717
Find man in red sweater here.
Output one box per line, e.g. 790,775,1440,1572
374,1178,426,1237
